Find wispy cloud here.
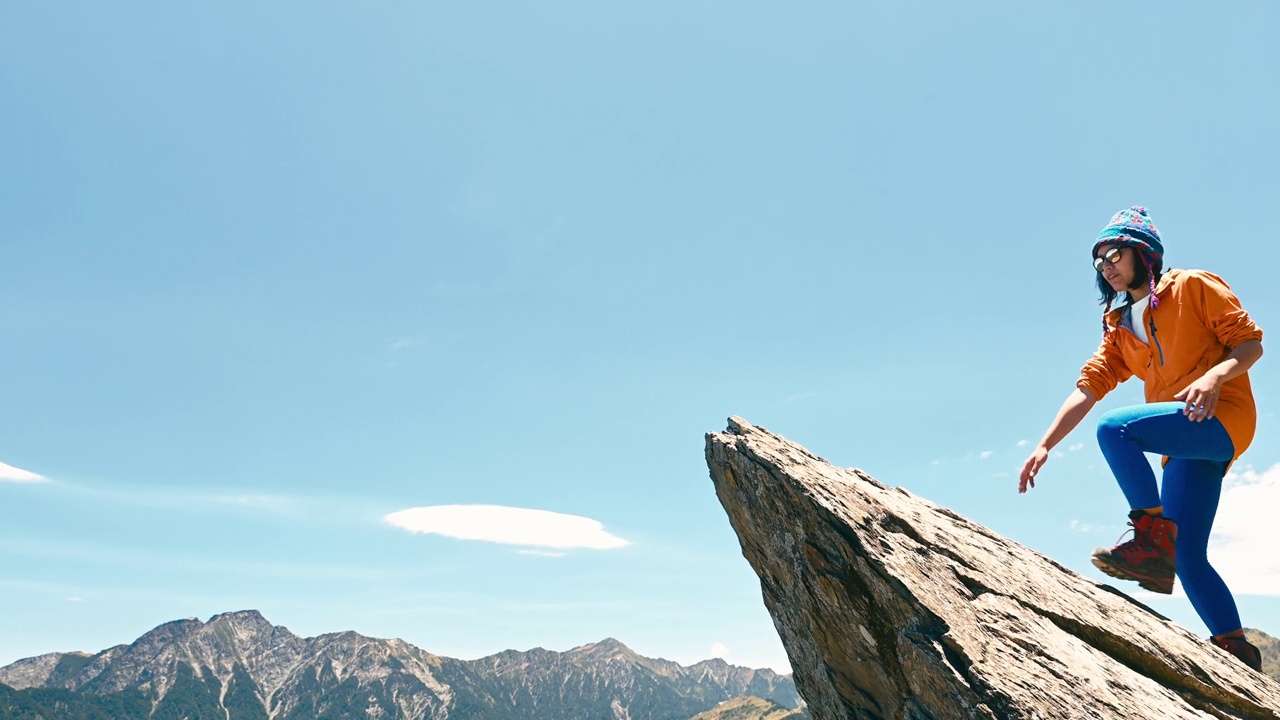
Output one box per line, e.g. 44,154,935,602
384,505,630,550
0,461,46,483
1016,440,1029,448
1210,464,1280,596
391,338,423,350
1069,520,1101,533
0,540,416,582
979,451,993,460
518,549,568,558
710,642,729,659
42,479,376,525
1069,443,1085,452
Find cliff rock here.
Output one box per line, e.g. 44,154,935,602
705,417,1280,719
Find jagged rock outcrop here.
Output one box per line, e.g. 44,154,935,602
705,417,1280,720
0,611,800,720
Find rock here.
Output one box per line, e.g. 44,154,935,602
705,417,1280,720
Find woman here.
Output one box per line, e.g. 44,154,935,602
1018,206,1265,672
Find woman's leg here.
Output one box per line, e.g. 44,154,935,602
1161,458,1241,635
1092,403,1233,594
1095,402,1234,507
1093,403,1261,669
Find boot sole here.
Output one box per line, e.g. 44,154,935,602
1091,555,1174,594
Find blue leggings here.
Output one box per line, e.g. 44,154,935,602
1096,402,1240,635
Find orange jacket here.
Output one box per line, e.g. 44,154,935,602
1077,269,1264,463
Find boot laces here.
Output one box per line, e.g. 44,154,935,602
1108,519,1153,559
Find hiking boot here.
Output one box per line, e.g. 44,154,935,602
1090,510,1177,594
1212,634,1263,672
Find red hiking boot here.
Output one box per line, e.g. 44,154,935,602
1212,634,1263,672
1091,510,1177,594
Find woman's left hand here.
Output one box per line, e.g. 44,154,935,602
1174,373,1226,422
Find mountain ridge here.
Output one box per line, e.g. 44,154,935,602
0,610,800,720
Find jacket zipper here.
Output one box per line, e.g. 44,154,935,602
1147,314,1165,366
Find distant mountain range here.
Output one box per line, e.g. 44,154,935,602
0,610,807,720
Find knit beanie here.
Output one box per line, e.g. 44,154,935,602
1093,205,1165,308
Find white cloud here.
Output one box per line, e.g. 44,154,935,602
1016,440,1029,448
384,505,630,550
1209,464,1280,595
710,643,729,659
1069,520,1099,533
1069,443,1085,452
67,597,83,602
518,549,568,558
0,462,45,483
979,451,993,460
391,338,423,350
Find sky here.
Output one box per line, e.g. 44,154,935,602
2,1,1279,674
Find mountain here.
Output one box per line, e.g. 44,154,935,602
689,696,809,720
0,611,799,720
1247,628,1280,684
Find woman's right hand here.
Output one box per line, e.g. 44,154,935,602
1018,445,1049,494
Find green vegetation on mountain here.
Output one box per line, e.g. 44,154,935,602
689,696,809,720
0,683,150,720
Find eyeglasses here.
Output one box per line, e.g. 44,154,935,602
1093,247,1124,271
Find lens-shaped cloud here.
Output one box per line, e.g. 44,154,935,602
384,505,629,550
0,462,45,483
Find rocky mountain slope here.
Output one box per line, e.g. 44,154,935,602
689,695,809,720
0,611,798,720
706,416,1280,719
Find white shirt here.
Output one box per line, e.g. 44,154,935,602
1125,293,1151,344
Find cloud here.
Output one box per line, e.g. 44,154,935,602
1069,520,1100,533
1016,440,1029,448
1069,443,1085,452
0,462,45,483
979,451,993,460
710,643,729,659
782,391,817,403
391,338,423,350
1209,464,1280,595
67,597,83,602
384,505,630,550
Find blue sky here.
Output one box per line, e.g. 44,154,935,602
2,1,1279,672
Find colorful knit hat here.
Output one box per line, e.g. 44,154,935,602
1093,205,1165,308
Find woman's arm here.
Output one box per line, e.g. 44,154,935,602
1018,387,1098,493
1175,339,1264,421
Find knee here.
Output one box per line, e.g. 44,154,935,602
1096,408,1130,444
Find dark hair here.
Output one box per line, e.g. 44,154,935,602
1095,246,1164,309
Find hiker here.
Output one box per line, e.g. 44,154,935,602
1017,206,1265,672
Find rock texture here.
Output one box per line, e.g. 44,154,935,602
705,417,1280,720
0,610,800,720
